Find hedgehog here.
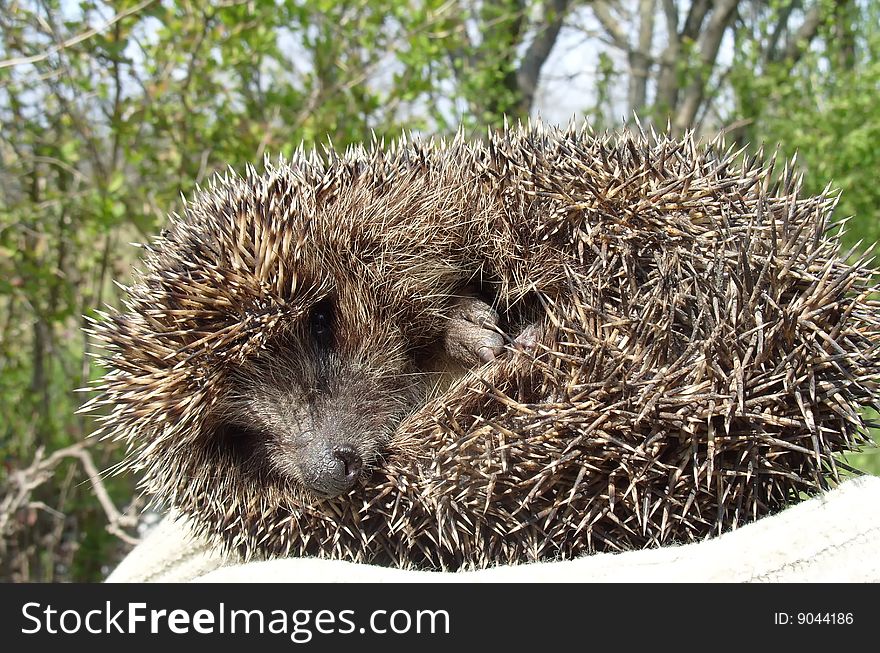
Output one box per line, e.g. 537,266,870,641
83,122,880,570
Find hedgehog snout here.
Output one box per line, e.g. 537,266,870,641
301,444,363,498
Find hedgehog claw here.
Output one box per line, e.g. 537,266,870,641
513,324,538,353
476,346,497,363
444,296,504,367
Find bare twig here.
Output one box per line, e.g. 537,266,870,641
0,441,140,546
0,0,157,70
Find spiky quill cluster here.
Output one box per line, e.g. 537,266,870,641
83,123,880,569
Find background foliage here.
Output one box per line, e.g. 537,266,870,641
1,0,878,581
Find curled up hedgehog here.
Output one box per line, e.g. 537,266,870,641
82,122,880,570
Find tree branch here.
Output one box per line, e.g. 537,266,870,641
517,0,571,113
628,0,656,115
0,0,156,70
592,1,629,50
763,2,796,65
673,0,740,134
780,4,822,64
682,0,712,41
656,0,682,113
0,442,140,547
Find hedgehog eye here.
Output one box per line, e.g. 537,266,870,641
310,298,334,346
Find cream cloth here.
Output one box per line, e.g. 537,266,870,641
106,475,880,583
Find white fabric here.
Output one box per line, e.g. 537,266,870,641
106,475,880,583
106,514,227,583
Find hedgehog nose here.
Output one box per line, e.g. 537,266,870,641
334,445,362,485
304,445,363,498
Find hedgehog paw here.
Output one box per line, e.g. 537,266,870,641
513,323,539,353
444,296,505,366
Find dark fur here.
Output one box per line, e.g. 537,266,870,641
214,307,426,497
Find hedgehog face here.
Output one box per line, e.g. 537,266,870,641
216,294,422,499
